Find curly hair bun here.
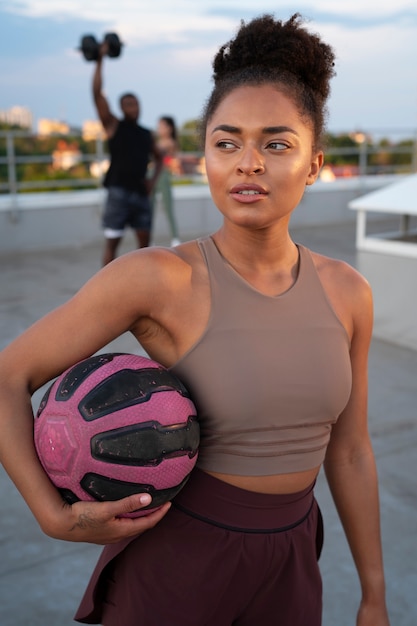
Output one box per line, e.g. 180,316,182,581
212,13,335,102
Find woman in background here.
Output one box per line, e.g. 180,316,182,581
153,115,181,246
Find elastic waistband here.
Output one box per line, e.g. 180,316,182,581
173,469,315,533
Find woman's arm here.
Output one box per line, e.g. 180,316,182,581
146,136,164,195
0,251,176,543
324,273,390,626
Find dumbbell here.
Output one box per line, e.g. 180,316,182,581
79,33,123,62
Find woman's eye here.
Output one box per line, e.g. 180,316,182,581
216,140,236,149
268,141,288,151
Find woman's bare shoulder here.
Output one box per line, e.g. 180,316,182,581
96,239,204,293
308,249,373,341
309,249,371,297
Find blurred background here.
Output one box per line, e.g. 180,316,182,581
0,0,416,193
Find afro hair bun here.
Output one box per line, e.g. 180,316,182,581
212,13,336,102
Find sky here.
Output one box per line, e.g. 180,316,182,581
0,0,416,138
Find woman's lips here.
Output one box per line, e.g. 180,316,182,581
230,184,268,202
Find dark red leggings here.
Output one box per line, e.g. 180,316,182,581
75,469,323,626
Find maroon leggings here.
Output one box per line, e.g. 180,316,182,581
75,469,323,626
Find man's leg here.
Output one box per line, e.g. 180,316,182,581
130,194,152,249
102,187,128,265
134,229,150,249
102,236,122,266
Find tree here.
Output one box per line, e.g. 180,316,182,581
179,119,201,152
324,133,360,165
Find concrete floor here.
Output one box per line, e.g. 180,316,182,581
0,223,416,625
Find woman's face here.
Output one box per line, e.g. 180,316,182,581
157,119,171,138
204,84,323,230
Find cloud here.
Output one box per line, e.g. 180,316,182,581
307,0,416,16
5,0,417,21
319,20,417,131
3,1,417,50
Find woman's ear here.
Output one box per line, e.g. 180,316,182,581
306,151,324,186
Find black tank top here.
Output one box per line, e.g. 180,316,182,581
103,119,152,194
170,236,352,476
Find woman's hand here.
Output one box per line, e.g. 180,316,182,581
46,493,171,545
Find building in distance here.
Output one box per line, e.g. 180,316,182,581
82,119,105,142
0,105,33,129
37,118,70,136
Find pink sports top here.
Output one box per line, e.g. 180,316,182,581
170,236,352,475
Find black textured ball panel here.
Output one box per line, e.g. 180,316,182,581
79,367,190,421
90,416,200,466
55,353,116,402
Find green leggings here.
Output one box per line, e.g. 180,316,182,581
152,167,179,240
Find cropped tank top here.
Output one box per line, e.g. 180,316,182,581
170,237,352,475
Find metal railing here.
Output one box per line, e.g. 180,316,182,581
0,130,104,194
1,129,416,196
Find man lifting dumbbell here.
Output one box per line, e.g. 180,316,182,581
88,34,163,265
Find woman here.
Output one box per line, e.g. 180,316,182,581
153,115,181,246
0,13,390,626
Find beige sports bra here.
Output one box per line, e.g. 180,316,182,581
170,237,352,476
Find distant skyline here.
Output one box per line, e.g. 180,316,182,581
0,1,416,137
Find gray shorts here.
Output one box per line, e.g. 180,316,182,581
102,186,152,238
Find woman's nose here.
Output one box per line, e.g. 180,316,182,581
237,147,265,175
